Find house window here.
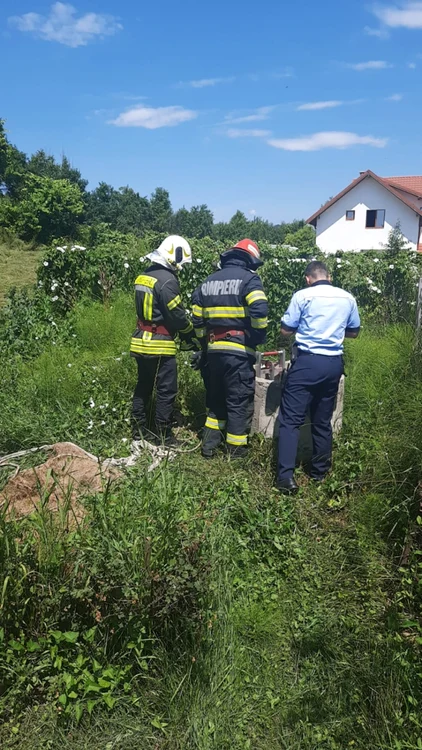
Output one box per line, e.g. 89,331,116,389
366,209,385,228
346,210,355,221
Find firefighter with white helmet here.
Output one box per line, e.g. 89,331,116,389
192,239,268,458
130,235,199,445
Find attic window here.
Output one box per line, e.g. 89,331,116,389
366,209,385,228
346,210,355,221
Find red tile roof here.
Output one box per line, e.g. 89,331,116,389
307,170,422,225
382,176,422,196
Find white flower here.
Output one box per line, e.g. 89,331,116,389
51,296,59,302
35,336,39,340
88,420,94,430
366,277,374,284
388,264,395,269
196,258,202,263
64,282,70,287
373,258,380,263
67,363,72,368
125,418,130,423
72,334,76,338
121,352,128,356
115,357,121,361
100,420,106,426
112,408,117,412
99,405,105,410
121,437,128,443
43,261,49,267
124,263,129,269
89,398,95,408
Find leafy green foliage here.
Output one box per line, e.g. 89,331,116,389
0,174,84,243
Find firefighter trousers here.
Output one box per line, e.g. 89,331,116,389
132,355,177,439
202,354,255,456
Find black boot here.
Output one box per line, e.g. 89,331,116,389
276,478,299,495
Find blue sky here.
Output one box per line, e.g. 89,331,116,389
1,1,421,222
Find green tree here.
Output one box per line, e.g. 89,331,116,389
385,222,411,257
149,187,172,233
0,173,84,243
283,225,316,253
0,119,27,198
28,150,88,192
115,186,151,235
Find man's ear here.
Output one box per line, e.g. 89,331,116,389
305,276,312,286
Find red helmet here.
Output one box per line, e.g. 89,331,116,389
232,238,261,262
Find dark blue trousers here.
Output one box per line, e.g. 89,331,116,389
277,352,343,481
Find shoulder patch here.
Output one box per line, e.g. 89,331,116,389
135,275,157,288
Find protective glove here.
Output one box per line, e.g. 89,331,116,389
190,351,207,371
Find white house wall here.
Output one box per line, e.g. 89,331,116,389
315,177,419,253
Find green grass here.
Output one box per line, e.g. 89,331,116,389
1,304,422,749
0,238,43,304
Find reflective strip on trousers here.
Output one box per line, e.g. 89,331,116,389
226,433,248,446
205,416,227,430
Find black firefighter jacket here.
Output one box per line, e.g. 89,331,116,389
130,264,198,357
191,258,268,358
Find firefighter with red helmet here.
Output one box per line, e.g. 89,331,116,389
192,239,268,458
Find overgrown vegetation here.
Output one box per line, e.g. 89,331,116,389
0,317,422,748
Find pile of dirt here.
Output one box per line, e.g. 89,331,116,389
0,442,121,520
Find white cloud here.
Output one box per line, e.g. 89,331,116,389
372,2,422,29
267,131,388,152
408,61,417,68
364,25,390,37
224,106,275,124
347,60,393,70
297,100,343,111
226,129,271,138
110,105,198,129
179,77,235,88
385,93,403,100
8,2,122,47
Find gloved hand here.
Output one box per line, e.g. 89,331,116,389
190,351,206,371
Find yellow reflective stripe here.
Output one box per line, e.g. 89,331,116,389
135,275,157,289
143,331,152,341
203,306,248,318
208,341,256,356
194,327,206,338
251,317,268,329
192,305,203,317
167,295,181,311
143,291,153,321
245,290,267,305
131,343,177,355
226,433,247,446
180,321,193,334
205,417,227,430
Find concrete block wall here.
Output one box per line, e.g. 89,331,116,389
251,365,345,457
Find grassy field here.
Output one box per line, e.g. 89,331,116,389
0,237,43,304
1,293,422,748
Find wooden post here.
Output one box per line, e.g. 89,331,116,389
417,277,422,332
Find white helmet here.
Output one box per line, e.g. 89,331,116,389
147,235,192,271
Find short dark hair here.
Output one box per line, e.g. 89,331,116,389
305,261,329,280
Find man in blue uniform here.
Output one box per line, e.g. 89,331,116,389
192,239,268,458
277,260,360,493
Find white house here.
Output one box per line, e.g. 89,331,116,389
307,170,422,253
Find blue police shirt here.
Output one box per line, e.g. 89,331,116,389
281,281,360,356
